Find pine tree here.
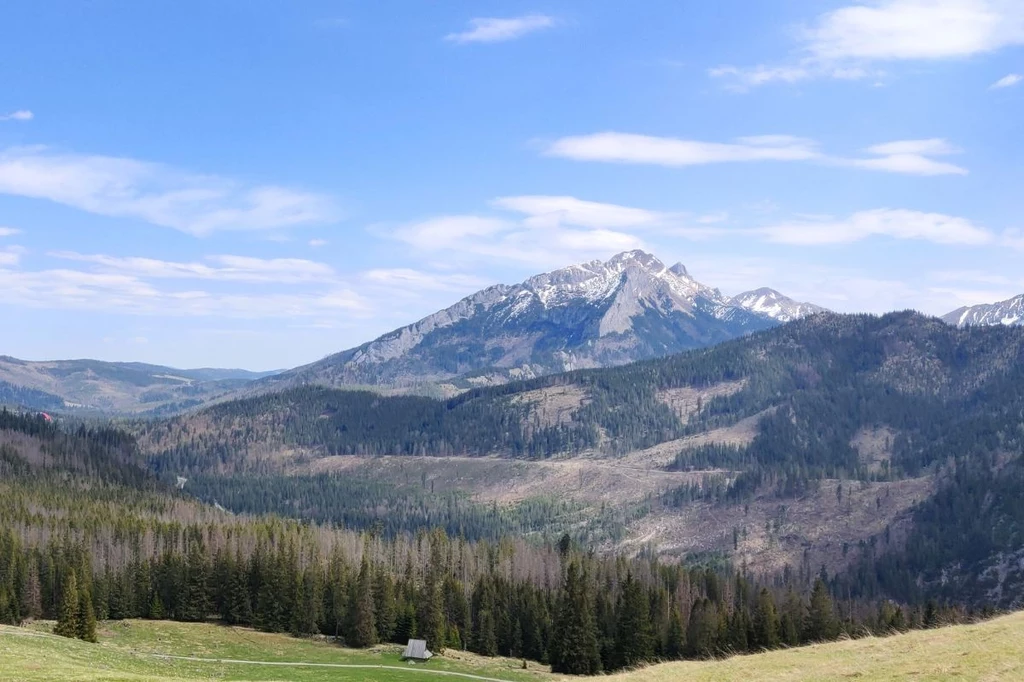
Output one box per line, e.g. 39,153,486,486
665,605,685,659
752,588,780,650
20,564,42,621
77,585,98,643
291,566,322,637
226,562,253,625
348,556,377,647
613,573,653,669
149,593,166,620
549,561,602,675
53,571,79,639
805,578,838,642
180,540,210,622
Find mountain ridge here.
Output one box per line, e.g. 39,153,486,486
0,356,278,414
943,292,1024,327
262,249,824,392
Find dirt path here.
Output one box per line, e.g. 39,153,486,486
149,653,519,682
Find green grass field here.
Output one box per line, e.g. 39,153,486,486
3,612,1024,681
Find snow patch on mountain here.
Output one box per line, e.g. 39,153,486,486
943,293,1024,328
268,250,826,390
730,287,828,323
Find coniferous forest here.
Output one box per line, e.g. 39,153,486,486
0,408,979,673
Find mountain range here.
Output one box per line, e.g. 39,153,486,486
0,356,278,414
261,250,825,394
140,311,1024,607
943,292,1024,328
4,249,1024,413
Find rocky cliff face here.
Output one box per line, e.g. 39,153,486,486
264,250,824,390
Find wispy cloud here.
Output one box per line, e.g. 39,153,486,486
48,252,337,283
712,0,1024,89
546,133,821,166
308,238,328,247
490,195,668,229
991,73,1023,89
756,209,993,245
0,110,33,122
361,269,490,292
445,15,555,44
392,200,651,267
0,146,339,235
546,133,968,175
0,226,20,237
0,265,366,319
0,247,23,267
840,139,968,175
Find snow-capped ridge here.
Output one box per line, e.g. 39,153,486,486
943,293,1024,328
274,250,826,390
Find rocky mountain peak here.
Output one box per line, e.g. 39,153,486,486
267,251,825,391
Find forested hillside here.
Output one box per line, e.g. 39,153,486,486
0,355,276,414
1,409,960,673
133,312,1024,610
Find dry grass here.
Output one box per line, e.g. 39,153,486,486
618,476,931,574
656,380,746,425
614,611,1024,682
510,385,589,431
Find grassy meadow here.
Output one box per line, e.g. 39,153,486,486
3,611,1024,681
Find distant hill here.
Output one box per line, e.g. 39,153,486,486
0,355,278,414
259,250,823,393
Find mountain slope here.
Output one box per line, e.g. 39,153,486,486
140,312,1024,607
0,355,278,414
730,287,827,322
943,292,1024,327
263,250,822,392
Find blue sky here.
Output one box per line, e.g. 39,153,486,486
1,0,1022,369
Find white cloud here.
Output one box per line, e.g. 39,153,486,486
713,0,1024,89
445,15,555,44
757,209,993,245
0,110,33,122
546,132,820,166
308,238,328,247
804,0,1024,61
0,226,20,237
0,147,339,235
546,133,967,175
392,198,655,266
48,252,336,283
991,73,1023,88
841,138,968,175
491,195,667,229
362,269,490,292
394,215,509,251
0,265,366,318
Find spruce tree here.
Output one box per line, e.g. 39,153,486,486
752,588,780,650
348,556,377,647
20,565,42,621
77,586,98,643
549,560,602,675
665,605,685,659
805,578,838,642
180,540,210,622
53,572,79,639
612,573,653,669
